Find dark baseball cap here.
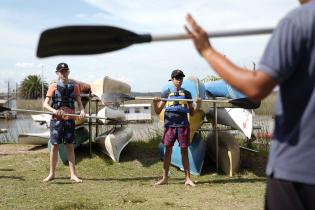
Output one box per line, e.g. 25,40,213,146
169,69,185,81
56,63,69,72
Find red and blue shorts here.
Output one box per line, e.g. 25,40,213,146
50,120,75,145
162,126,190,148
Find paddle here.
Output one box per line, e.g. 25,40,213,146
0,107,106,120
36,25,273,57
101,93,260,109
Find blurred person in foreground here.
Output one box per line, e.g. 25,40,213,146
185,0,315,209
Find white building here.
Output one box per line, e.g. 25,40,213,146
121,103,152,122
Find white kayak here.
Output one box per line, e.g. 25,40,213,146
0,128,8,133
95,127,133,162
31,114,51,127
18,131,50,145
206,108,253,138
97,106,126,124
90,76,131,102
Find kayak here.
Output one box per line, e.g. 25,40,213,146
97,106,126,124
159,133,206,176
90,76,131,102
206,131,240,176
204,79,245,99
206,108,253,138
18,131,50,145
31,114,86,127
95,127,133,162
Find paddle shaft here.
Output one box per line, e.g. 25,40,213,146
134,97,231,103
10,108,105,120
151,27,274,42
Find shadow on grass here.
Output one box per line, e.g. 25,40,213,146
196,177,265,185
0,168,15,171
0,175,25,181
28,145,47,151
45,177,83,185
82,176,160,182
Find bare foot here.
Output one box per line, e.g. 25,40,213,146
154,178,168,186
70,176,82,183
185,179,196,187
43,175,55,182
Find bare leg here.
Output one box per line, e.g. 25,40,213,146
65,144,82,183
181,147,195,187
155,146,172,185
43,144,59,182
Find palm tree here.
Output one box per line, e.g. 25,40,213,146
19,74,48,99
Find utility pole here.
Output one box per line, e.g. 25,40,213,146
41,64,44,110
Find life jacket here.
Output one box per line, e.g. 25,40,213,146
51,81,75,109
164,88,189,113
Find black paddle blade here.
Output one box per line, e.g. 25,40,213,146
0,106,11,112
230,98,261,109
37,26,152,58
101,92,135,103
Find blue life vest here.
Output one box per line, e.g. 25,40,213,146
164,88,189,113
51,81,75,109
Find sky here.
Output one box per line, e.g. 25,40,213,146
0,0,299,93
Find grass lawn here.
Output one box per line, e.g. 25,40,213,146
0,139,267,210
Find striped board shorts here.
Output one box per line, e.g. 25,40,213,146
162,126,190,148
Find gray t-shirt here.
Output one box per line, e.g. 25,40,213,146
259,1,315,184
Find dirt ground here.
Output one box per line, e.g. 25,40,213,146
0,144,48,155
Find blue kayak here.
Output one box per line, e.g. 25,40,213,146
159,133,206,176
204,79,245,99
162,76,206,99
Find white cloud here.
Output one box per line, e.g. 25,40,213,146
0,0,300,93
15,62,35,69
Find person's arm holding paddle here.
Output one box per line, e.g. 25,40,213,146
153,97,166,115
185,14,277,102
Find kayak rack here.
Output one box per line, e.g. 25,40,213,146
83,93,128,157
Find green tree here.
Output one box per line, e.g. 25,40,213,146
19,74,48,99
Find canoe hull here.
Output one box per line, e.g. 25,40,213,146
91,76,131,102
206,108,253,138
206,131,240,176
18,132,50,145
95,127,133,162
205,80,245,99
97,106,126,124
